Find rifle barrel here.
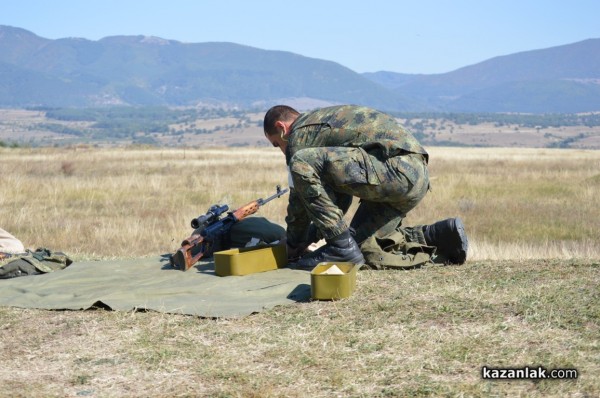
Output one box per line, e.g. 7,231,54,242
259,186,289,205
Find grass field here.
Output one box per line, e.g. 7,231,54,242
0,146,599,397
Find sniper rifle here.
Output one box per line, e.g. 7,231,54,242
170,185,289,271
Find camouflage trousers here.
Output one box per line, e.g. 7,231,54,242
289,146,429,244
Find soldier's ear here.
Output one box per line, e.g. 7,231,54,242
274,121,288,136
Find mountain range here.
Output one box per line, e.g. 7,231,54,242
1,25,599,113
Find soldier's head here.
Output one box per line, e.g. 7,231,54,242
263,105,300,154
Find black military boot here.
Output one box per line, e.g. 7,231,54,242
423,218,468,265
294,230,365,270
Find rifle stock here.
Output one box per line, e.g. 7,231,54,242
171,234,208,271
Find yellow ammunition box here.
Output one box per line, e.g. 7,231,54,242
310,262,357,300
214,244,287,276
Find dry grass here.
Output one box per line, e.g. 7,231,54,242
0,146,599,397
0,259,597,397
405,147,600,260
0,147,289,259
1,146,598,260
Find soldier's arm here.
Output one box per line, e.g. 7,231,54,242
284,189,313,256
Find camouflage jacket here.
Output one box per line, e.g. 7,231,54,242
285,105,428,165
284,105,428,246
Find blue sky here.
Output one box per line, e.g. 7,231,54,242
2,0,599,74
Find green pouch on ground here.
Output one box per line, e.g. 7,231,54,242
360,228,436,270
0,248,73,279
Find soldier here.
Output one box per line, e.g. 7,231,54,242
263,104,468,270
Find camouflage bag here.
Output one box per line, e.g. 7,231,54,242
228,217,286,248
0,248,73,279
191,217,286,258
360,227,436,270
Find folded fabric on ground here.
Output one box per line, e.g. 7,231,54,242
0,255,311,318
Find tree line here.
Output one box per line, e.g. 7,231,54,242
18,106,600,145
392,111,600,128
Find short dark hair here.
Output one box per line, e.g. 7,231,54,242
263,105,300,135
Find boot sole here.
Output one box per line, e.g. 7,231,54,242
452,218,468,264
293,250,365,271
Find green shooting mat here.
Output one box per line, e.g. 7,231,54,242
0,255,311,318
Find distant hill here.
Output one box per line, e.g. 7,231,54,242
1,25,599,113
361,71,420,90
365,39,600,113
0,25,415,111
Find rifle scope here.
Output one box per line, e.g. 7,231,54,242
191,204,229,229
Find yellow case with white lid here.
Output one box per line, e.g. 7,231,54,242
310,262,357,300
